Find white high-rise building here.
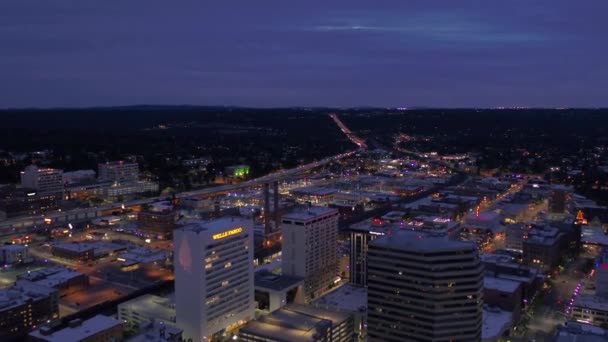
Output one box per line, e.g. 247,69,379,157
20,165,63,196
281,206,339,301
98,161,139,183
174,217,254,342
367,230,483,342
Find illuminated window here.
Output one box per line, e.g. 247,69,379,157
224,262,232,268
205,263,212,270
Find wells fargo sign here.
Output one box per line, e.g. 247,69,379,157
212,227,243,240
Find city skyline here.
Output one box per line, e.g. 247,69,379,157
1,1,607,109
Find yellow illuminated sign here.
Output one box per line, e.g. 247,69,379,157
212,227,243,240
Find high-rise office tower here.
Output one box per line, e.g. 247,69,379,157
367,230,483,342
281,206,339,302
174,217,254,342
98,161,139,183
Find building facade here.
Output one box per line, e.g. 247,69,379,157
138,209,176,239
174,217,254,342
367,231,483,342
20,165,63,198
281,206,339,301
0,281,58,340
118,294,176,332
28,315,123,342
98,161,139,183
238,304,355,342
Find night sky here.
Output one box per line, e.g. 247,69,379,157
1,1,606,108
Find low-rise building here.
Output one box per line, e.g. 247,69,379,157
392,185,424,197
50,243,94,261
571,295,608,326
481,253,543,308
553,322,608,341
0,244,30,265
482,306,514,342
254,270,304,314
118,294,176,332
0,186,59,217
28,315,123,342
238,304,355,342
484,276,523,321
137,209,176,239
104,180,159,201
289,187,337,205
0,281,58,340
17,266,89,297
51,241,126,261
127,320,182,342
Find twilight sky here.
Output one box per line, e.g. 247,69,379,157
1,1,607,108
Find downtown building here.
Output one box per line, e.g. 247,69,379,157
367,230,483,342
281,206,340,301
0,281,59,340
20,165,64,196
19,165,64,209
98,160,139,183
174,217,254,342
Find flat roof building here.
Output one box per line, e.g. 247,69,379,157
98,161,139,183
0,281,58,340
367,230,483,342
254,270,304,314
238,304,355,342
282,206,340,301
118,294,176,332
174,217,254,342
553,322,608,342
20,165,64,197
28,315,123,342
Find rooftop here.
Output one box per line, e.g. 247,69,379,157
29,315,122,342
349,218,397,233
554,322,608,342
481,253,514,265
17,266,84,288
282,206,338,222
0,281,56,311
119,247,167,264
180,217,250,234
381,211,406,221
482,306,513,340
369,229,476,253
484,276,521,293
51,241,126,255
239,305,351,342
574,295,608,312
0,244,27,251
255,270,303,292
290,186,337,196
119,294,175,323
127,320,182,342
313,283,367,313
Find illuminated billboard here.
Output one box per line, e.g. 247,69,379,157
212,227,243,240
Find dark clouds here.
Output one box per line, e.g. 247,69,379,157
0,1,606,108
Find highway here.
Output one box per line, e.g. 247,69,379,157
329,113,368,149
